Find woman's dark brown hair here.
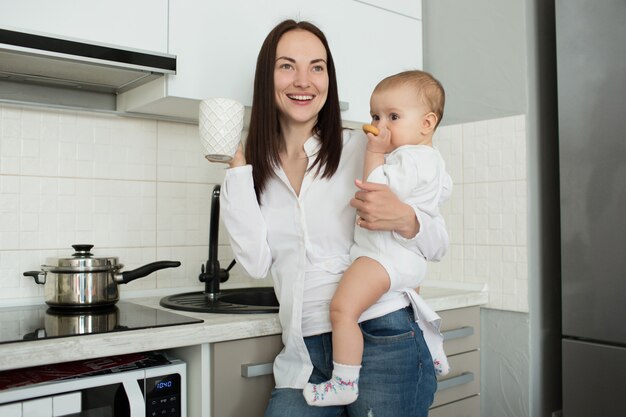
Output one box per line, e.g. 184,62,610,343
246,19,343,201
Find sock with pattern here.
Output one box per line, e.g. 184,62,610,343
302,361,361,407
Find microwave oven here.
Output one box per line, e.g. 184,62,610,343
0,353,186,417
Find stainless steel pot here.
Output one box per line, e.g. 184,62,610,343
23,244,181,308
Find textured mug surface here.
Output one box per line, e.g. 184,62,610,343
199,98,245,162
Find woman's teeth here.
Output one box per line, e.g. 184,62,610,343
288,95,313,101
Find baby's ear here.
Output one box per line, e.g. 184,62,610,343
421,112,438,135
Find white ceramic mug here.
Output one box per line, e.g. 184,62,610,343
198,98,245,162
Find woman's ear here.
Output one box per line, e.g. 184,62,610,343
421,112,438,135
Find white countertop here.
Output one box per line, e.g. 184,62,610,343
0,282,487,372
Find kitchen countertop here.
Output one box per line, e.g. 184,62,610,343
0,281,487,372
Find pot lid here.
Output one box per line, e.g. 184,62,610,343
42,244,121,272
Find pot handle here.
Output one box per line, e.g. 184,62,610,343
23,270,46,285
116,261,181,284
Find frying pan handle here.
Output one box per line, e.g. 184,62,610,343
116,261,181,284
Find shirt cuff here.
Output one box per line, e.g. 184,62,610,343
224,164,253,182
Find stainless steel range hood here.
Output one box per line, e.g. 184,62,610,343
0,26,176,113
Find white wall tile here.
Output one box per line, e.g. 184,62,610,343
436,115,529,312
157,121,227,184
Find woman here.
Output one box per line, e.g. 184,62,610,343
220,19,445,417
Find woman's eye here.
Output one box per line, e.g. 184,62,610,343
312,65,325,72
279,63,293,70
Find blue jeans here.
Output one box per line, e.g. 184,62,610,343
264,306,437,417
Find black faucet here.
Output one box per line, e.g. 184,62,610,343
199,184,235,300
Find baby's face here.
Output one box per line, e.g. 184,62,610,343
369,86,430,150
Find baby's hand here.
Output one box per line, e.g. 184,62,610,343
362,124,390,154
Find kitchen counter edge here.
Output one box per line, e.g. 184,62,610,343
0,284,487,372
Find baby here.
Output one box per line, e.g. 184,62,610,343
303,70,452,406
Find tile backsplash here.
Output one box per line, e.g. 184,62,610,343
0,104,270,306
0,104,527,312
432,114,528,312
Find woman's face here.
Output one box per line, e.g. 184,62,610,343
274,29,329,130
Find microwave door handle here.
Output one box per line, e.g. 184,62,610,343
123,379,146,417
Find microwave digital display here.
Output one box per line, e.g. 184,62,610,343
148,374,180,395
145,373,181,417
156,380,173,390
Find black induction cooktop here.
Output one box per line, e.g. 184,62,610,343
0,301,203,344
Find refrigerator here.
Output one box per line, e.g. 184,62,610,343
555,1,626,416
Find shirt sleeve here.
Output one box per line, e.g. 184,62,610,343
393,208,449,262
219,165,273,278
383,149,451,262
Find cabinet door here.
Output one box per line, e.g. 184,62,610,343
0,0,168,52
168,0,300,105
299,0,422,123
211,335,283,417
439,306,480,356
429,395,480,417
355,0,423,20
431,350,480,408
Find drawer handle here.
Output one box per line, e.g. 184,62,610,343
437,372,474,391
442,326,474,341
241,362,274,378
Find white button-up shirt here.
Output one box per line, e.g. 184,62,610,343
220,129,448,388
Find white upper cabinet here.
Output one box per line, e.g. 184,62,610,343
118,0,301,120
167,0,301,106
299,0,422,123
1,0,421,123
0,0,168,53
353,0,422,20
44,0,424,124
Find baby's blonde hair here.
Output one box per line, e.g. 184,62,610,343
374,70,445,129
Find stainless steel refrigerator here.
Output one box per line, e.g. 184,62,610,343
556,1,626,416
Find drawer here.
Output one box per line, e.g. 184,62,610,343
439,307,480,355
431,350,480,408
211,335,283,417
429,395,480,417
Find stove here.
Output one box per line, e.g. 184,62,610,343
0,302,203,344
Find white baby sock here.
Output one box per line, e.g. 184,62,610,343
303,361,361,407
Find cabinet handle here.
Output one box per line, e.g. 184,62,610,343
339,101,350,111
437,372,474,391
241,362,274,378
442,326,474,341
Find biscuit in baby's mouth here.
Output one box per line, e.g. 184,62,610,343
362,124,380,136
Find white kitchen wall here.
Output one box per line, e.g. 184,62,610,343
0,103,270,306
0,103,527,312
432,114,528,312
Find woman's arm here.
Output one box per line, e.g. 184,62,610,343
350,179,449,261
220,164,273,279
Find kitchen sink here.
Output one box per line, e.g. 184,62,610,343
160,287,278,314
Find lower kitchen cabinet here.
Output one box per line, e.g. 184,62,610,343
429,395,481,417
429,306,481,417
211,335,283,417
170,305,481,417
170,334,283,417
